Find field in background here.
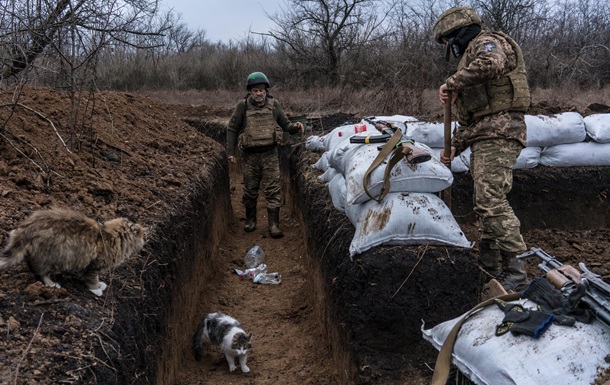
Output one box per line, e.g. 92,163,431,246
142,86,610,122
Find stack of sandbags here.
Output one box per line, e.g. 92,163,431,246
311,116,471,256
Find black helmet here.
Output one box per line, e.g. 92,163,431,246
246,72,270,90
433,6,483,44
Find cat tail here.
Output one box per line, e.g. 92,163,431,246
192,319,206,361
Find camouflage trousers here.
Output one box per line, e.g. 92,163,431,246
241,148,282,209
470,138,527,253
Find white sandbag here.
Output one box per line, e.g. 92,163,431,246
327,136,395,173
368,115,419,124
540,142,610,166
430,148,469,173
458,147,472,171
312,152,330,171
318,167,339,183
344,143,453,205
346,192,473,256
422,299,610,385
327,142,356,171
328,173,347,213
453,146,540,170
305,135,326,152
323,122,376,152
513,146,541,169
583,114,610,143
405,121,453,148
525,112,586,147
324,116,417,153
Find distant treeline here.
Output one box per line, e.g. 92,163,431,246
1,0,609,96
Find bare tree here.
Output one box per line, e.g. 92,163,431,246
470,0,548,42
267,0,389,87
0,0,172,155
0,0,169,85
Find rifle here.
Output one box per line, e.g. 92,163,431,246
517,247,610,328
349,117,431,164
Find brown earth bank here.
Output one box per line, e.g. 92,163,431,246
0,86,609,385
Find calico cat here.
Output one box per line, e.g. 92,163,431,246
193,312,253,373
0,208,146,296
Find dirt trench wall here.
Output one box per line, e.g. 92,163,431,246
451,166,610,230
93,151,230,384
285,145,483,385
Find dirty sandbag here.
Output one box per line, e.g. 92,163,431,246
244,245,266,269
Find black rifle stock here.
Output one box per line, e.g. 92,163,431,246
517,247,610,327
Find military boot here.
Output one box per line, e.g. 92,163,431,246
244,206,256,232
500,251,528,292
267,208,283,238
478,240,502,277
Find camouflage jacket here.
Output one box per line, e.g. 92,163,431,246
226,96,299,157
446,30,528,154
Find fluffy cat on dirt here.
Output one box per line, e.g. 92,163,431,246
0,208,146,296
193,312,253,373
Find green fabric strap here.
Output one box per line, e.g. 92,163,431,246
362,129,403,202
430,292,523,385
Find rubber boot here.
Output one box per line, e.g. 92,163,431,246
478,240,502,277
500,251,528,292
267,208,283,238
244,206,256,232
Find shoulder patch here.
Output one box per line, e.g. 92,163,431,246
481,42,497,52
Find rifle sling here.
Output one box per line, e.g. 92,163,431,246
362,129,403,202
430,292,522,385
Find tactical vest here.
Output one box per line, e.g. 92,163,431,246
456,31,531,125
239,98,283,149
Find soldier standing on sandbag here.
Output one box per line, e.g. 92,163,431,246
226,72,304,238
433,7,531,291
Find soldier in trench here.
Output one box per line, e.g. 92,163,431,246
226,72,304,238
434,7,531,291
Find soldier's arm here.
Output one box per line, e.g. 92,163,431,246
226,101,246,157
272,99,300,134
447,37,509,91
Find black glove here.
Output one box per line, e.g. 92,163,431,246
522,277,593,325
504,310,554,338
521,277,567,311
494,299,554,339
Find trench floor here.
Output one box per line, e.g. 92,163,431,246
173,165,341,385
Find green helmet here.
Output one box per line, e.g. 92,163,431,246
246,72,270,90
433,6,483,44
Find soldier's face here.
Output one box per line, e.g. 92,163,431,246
251,85,266,104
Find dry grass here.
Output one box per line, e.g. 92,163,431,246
531,86,610,111
142,85,610,120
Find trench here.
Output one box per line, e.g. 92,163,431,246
102,118,610,385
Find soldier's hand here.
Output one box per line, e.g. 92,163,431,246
295,121,304,133
228,156,236,164
439,84,457,105
440,146,456,167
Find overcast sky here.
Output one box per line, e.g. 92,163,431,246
162,0,286,43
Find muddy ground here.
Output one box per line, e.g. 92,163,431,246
0,86,609,385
